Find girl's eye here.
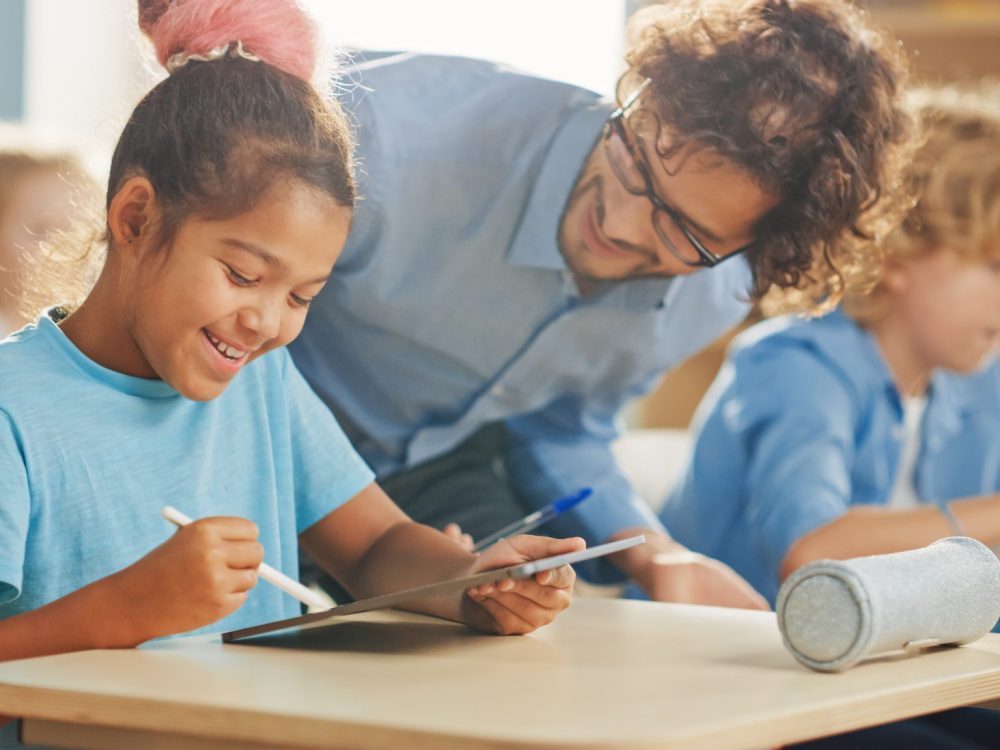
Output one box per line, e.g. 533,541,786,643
225,265,257,287
290,293,312,308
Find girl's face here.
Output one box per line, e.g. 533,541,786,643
888,248,1000,374
126,181,350,401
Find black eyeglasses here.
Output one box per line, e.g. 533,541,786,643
603,79,753,268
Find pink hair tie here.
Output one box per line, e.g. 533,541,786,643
165,40,261,74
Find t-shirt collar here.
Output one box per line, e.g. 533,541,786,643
39,309,180,399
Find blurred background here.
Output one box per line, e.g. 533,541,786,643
2,0,999,424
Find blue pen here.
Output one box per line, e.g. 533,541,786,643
471,488,594,552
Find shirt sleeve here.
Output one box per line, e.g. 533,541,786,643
502,394,664,584
281,352,376,533
732,343,858,580
0,410,30,604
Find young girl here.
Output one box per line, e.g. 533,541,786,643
657,84,1000,606
0,0,581,691
0,145,90,337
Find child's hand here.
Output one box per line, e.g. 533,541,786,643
462,535,584,635
111,517,264,642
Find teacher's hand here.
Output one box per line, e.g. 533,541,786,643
442,522,475,552
611,528,770,611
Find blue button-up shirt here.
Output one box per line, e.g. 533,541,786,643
661,309,1000,602
291,52,752,581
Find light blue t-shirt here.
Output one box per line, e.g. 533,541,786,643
291,52,753,581
659,310,1000,604
0,313,373,641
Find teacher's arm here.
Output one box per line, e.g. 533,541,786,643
501,395,767,609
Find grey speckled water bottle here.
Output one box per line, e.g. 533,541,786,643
776,537,1000,672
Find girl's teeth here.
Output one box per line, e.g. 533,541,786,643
206,331,245,359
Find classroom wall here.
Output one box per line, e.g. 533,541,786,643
20,0,154,172
0,1,26,121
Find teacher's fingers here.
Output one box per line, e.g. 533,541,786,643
443,523,475,552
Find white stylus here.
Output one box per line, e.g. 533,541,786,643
160,505,328,611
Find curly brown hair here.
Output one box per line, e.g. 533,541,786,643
621,0,915,314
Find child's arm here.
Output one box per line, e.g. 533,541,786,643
300,482,582,634
781,491,1000,579
0,517,263,663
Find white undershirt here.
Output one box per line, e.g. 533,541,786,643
887,395,928,509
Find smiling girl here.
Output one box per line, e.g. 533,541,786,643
0,0,580,696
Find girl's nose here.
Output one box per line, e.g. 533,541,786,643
238,296,282,342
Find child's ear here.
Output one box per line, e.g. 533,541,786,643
881,260,911,295
108,176,157,251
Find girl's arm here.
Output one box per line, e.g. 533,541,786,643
781,491,1000,579
300,482,582,634
0,517,262,663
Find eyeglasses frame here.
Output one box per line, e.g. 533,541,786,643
603,79,754,268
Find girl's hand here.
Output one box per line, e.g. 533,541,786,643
462,535,584,635
109,517,263,642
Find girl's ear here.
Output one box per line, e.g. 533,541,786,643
108,176,157,251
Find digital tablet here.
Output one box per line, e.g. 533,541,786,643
223,534,645,642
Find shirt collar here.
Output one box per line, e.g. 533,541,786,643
924,361,993,434
506,102,608,272
774,309,897,395
505,101,675,309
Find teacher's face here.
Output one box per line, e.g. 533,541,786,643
558,130,775,291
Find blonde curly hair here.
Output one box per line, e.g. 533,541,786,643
842,83,1000,325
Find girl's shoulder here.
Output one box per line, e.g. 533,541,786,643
0,323,55,387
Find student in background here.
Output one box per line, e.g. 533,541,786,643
0,0,580,724
0,145,91,337
660,84,1000,608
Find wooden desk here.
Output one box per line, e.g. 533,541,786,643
1,598,1000,749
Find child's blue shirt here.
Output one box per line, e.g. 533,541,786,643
659,309,1000,605
0,313,374,635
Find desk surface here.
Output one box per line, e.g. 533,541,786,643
1,598,1000,750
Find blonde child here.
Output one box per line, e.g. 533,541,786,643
653,83,1000,750
0,0,582,729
